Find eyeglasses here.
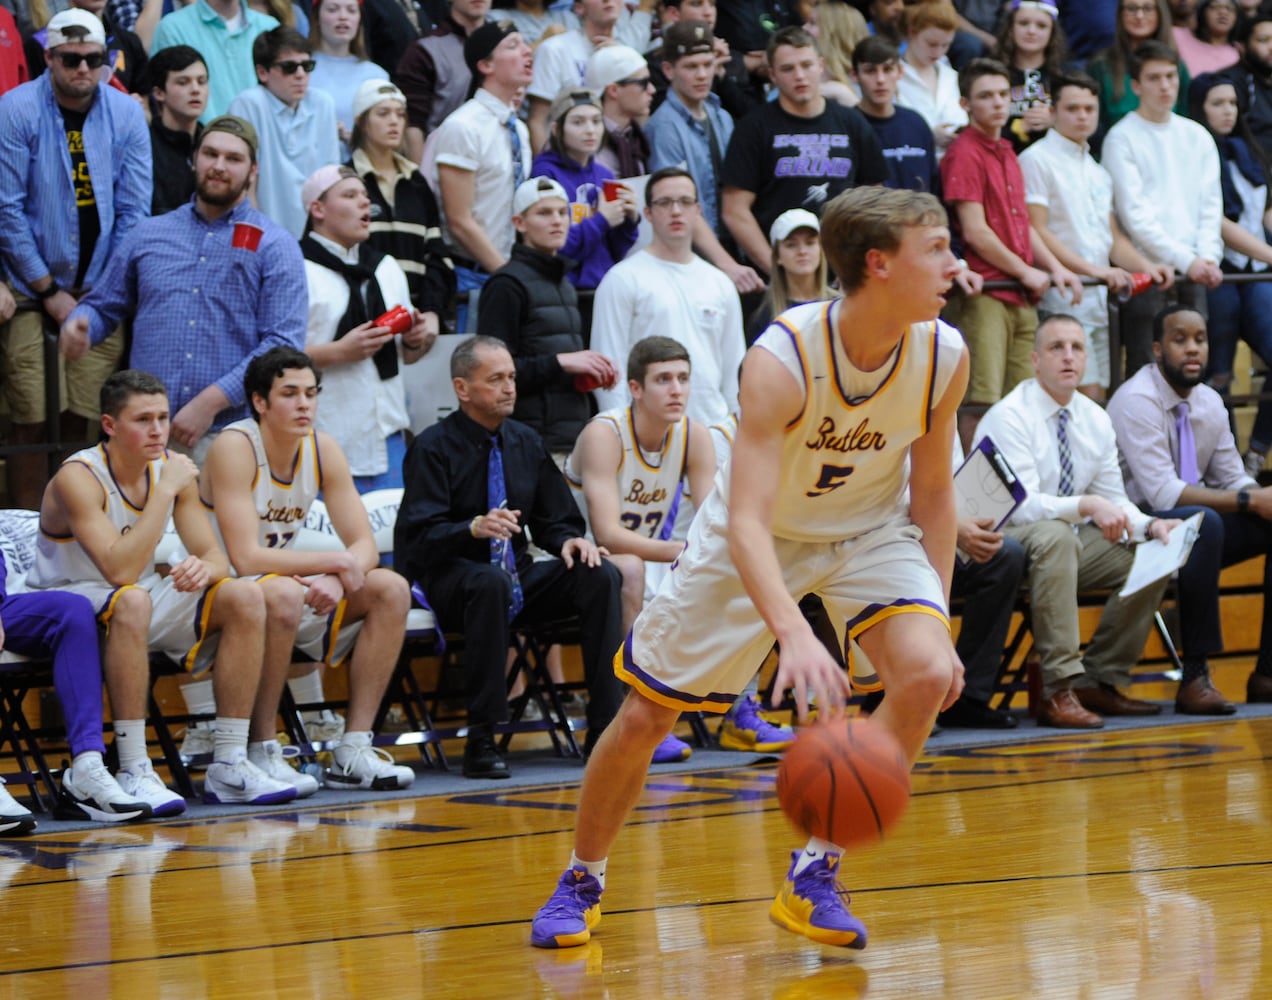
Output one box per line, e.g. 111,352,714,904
617,76,652,88
1121,3,1157,15
650,196,698,210
55,51,106,70
273,59,316,75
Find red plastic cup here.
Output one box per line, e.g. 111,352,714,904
602,180,622,201
1118,272,1155,302
231,222,263,251
574,372,602,392
375,305,412,335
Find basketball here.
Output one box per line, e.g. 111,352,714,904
775,719,912,848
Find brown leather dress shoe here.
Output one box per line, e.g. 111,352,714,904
1073,682,1162,717
1247,672,1272,704
1175,676,1237,715
1037,689,1104,729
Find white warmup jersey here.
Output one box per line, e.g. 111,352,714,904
744,299,964,542
564,406,690,542
208,418,324,557
29,445,170,589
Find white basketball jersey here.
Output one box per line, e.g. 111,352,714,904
30,444,170,589
208,418,323,554
745,299,964,542
564,406,690,541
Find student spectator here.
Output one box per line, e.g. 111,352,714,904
1173,0,1238,75
147,45,208,216
647,0,764,121
1102,40,1222,376
1107,305,1272,713
361,0,425,76
0,10,150,510
395,335,626,779
477,176,618,456
0,7,28,99
531,87,640,295
27,369,297,810
24,0,149,94
1220,7,1272,157
528,0,626,152
393,0,488,166
1021,71,1174,402
998,0,1069,154
852,35,939,192
433,21,534,332
0,530,149,830
804,0,868,106
949,0,1000,66
228,27,340,238
721,25,887,276
60,116,308,465
309,0,389,158
1171,0,1199,30
151,0,278,122
1186,72,1272,474
493,0,577,45
975,316,1178,729
592,168,745,426
347,79,455,322
300,165,437,490
201,347,416,793
941,57,1081,446
563,335,720,759
746,208,835,341
863,0,906,47
1088,0,1190,136
896,0,967,157
585,43,654,178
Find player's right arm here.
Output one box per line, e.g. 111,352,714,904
577,420,682,563
48,458,188,587
728,348,853,721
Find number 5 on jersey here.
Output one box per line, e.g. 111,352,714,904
806,464,854,497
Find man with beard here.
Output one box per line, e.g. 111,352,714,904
59,115,308,467
1108,304,1272,713
1222,6,1272,156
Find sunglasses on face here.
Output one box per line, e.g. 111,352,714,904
55,51,106,70
273,59,317,75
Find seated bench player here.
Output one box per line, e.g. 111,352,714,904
25,370,298,812
201,347,415,796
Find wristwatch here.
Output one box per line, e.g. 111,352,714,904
34,280,60,300
1238,489,1251,513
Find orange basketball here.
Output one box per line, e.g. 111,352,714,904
775,719,912,848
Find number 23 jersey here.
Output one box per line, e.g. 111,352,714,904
744,299,964,543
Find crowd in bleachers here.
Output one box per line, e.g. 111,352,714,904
4,0,1272,830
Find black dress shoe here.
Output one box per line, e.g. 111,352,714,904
938,696,1019,729
463,734,510,779
1248,671,1272,704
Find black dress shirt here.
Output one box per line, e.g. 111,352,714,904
149,118,201,216
394,409,586,584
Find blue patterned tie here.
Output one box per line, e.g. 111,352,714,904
507,114,525,189
488,434,524,618
1056,407,1074,496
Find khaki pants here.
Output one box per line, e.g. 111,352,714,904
945,293,1037,405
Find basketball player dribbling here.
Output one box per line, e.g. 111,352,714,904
530,186,969,951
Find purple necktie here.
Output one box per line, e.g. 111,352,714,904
1176,401,1200,484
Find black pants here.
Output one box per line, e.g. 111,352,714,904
951,535,1027,702
422,557,625,736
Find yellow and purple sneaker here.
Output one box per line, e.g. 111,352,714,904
770,850,868,949
531,867,603,948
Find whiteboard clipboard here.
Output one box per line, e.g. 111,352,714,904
955,437,1026,563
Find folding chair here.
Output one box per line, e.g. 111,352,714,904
0,653,61,811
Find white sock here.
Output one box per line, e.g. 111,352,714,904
569,853,607,890
334,730,371,767
179,677,217,724
791,837,844,876
288,670,326,721
71,750,104,774
213,717,251,764
113,720,149,772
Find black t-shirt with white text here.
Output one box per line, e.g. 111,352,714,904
61,105,100,290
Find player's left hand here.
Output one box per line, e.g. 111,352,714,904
300,573,345,615
169,555,212,593
771,628,853,725
561,537,602,569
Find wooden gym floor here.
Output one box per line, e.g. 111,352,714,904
0,658,1269,1000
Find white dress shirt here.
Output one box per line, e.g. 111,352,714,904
975,377,1152,537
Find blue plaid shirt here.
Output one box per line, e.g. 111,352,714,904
644,89,733,235
71,198,308,428
0,74,151,296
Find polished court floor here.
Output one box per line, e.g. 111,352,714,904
1,686,1270,999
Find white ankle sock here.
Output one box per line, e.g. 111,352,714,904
569,853,607,890
214,717,251,764
179,677,217,721
113,720,149,772
791,837,843,876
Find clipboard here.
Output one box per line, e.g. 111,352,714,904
954,437,1026,563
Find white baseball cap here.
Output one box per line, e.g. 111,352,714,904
352,79,406,120
513,177,569,217
585,44,648,91
770,208,821,244
45,9,106,49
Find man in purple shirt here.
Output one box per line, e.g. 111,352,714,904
1108,303,1272,713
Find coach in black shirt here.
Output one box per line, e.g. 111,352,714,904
395,335,625,779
